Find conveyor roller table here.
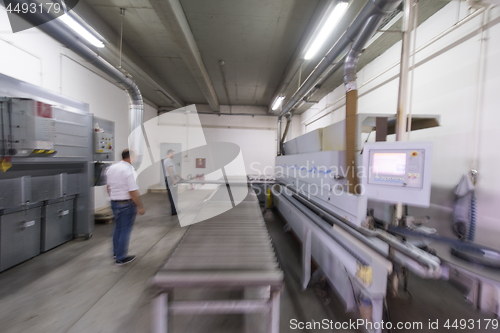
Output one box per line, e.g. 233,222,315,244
150,186,283,333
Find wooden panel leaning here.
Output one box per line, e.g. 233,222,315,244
150,185,284,333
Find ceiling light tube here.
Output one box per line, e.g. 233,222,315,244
272,96,285,110
304,1,349,60
59,14,104,48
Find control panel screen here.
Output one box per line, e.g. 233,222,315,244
368,149,425,188
371,153,406,176
362,142,432,207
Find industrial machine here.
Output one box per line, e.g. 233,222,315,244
362,141,433,207
0,73,113,272
92,117,115,186
270,113,500,331
272,122,441,333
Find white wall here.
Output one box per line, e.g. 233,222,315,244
0,6,158,210
150,106,278,179
203,127,276,177
301,3,500,249
198,107,277,176
135,105,279,189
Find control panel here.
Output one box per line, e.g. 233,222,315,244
92,116,114,162
367,149,424,188
94,132,114,154
362,141,433,207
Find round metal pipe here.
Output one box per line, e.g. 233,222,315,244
279,0,402,117
343,14,387,87
6,1,145,167
280,114,292,154
343,13,388,194
395,0,415,142
277,116,282,156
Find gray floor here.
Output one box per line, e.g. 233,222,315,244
0,193,352,333
0,193,496,333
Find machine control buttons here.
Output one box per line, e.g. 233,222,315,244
374,176,404,183
94,132,114,154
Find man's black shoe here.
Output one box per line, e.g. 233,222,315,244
115,255,136,266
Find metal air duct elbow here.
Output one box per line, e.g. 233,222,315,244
278,0,402,118
343,3,401,194
5,1,145,167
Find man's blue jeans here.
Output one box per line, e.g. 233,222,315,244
111,201,137,261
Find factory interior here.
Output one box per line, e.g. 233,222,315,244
1,0,500,332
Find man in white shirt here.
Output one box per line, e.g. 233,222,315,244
163,149,183,215
106,149,145,266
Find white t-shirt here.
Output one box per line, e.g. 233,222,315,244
163,158,177,179
106,160,139,200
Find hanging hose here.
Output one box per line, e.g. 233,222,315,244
468,193,477,242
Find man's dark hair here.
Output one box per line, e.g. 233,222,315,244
122,149,131,160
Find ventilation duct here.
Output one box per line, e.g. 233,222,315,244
344,13,394,194
278,0,402,118
276,0,402,195
4,1,145,167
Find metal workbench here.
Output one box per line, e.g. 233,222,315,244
150,185,283,333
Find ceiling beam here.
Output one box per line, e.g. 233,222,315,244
149,0,220,112
73,0,185,109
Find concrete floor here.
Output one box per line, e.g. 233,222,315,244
0,193,352,333
0,192,497,333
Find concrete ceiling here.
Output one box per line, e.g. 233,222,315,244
80,0,448,112
84,0,322,108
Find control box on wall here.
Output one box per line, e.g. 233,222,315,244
92,116,114,162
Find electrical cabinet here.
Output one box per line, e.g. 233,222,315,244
93,117,114,162
94,132,114,154
0,206,42,272
0,74,94,271
41,197,74,252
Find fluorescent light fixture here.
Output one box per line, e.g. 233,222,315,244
272,96,285,111
304,2,349,60
59,14,104,48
